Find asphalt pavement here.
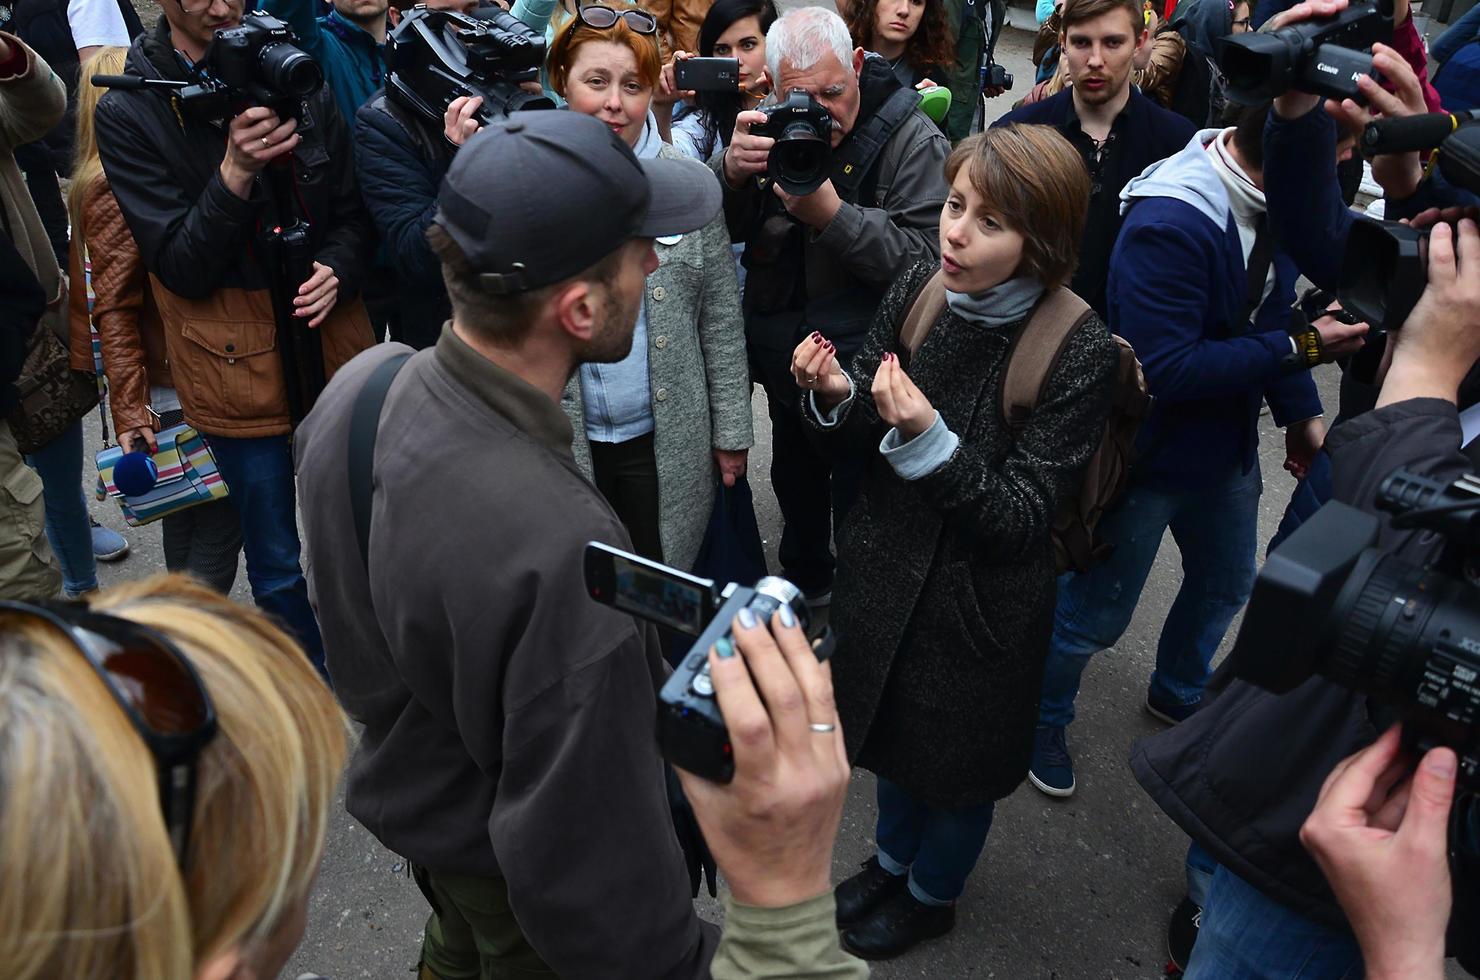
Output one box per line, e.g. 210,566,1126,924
76,9,1387,979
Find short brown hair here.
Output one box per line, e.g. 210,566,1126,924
1060,0,1143,35
426,223,624,343
547,7,663,97
943,125,1090,290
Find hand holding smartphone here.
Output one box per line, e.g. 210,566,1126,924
674,57,741,93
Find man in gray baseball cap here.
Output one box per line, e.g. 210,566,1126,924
295,111,865,980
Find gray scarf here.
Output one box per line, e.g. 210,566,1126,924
945,276,1045,328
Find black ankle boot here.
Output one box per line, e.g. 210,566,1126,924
834,856,907,929
841,889,956,960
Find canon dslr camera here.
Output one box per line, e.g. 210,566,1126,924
387,5,555,134
752,90,834,196
583,542,832,783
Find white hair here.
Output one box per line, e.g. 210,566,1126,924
765,6,855,89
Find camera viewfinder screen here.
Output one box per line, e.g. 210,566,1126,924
612,555,706,635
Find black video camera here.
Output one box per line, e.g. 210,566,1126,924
1229,469,1480,790
387,5,554,136
1337,112,1480,333
92,12,322,125
753,89,834,196
583,542,832,783
1215,0,1391,103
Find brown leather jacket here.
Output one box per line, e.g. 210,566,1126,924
146,281,374,439
67,176,171,437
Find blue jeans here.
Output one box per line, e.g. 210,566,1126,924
1184,863,1360,979
874,777,995,905
209,435,325,675
1038,463,1263,728
27,419,97,597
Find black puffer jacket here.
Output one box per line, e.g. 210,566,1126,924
354,92,451,350
94,16,371,301
812,259,1118,807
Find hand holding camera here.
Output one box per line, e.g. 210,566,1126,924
444,95,484,147
674,608,850,909
1378,218,1480,407
723,109,775,186
790,331,849,407
220,106,300,198
1300,725,1453,980
1323,42,1430,199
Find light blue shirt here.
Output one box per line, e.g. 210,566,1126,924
579,298,656,442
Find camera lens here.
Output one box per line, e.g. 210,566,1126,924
770,123,829,195
260,42,323,99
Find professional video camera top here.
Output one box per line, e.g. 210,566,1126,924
1215,0,1392,103
91,11,322,125
386,5,555,135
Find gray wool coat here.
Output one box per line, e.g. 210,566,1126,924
812,260,1118,808
564,146,754,573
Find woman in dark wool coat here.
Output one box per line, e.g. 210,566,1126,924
791,124,1118,960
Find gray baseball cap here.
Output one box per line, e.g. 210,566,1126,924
434,112,723,295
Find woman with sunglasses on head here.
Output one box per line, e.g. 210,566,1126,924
657,0,776,162
66,48,244,596
518,5,753,574
790,125,1118,959
0,575,349,980
844,0,954,93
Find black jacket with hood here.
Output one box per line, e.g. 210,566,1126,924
94,15,371,302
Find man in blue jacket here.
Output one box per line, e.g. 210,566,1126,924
1027,105,1369,798
995,0,1195,318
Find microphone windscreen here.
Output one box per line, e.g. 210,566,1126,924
114,451,159,497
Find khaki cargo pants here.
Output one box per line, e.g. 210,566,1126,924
0,420,60,601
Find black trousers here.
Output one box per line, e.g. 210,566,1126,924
14,142,68,268
748,339,862,597
590,431,664,563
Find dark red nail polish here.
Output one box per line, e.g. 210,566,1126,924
813,335,823,345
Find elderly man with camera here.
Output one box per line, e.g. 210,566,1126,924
94,0,374,674
715,4,948,609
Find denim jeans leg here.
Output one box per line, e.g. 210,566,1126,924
874,776,929,874
906,800,996,905
1184,864,1361,980
26,419,98,596
209,435,326,675
1038,482,1177,728
1151,464,1262,707
1184,840,1217,908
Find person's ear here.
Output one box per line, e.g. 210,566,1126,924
553,280,600,344
193,948,254,980
852,47,866,75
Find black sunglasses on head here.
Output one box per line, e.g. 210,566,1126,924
0,601,217,870
577,4,659,34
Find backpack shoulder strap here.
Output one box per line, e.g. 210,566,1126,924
896,270,947,370
1001,287,1093,428
349,351,414,573
833,84,921,203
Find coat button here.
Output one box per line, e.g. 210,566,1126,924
655,387,668,402
225,343,235,353
655,335,668,349
652,286,666,302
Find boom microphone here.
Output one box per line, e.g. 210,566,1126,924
1363,110,1480,155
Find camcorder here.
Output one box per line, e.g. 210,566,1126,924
1337,112,1480,335
753,89,834,196
1230,469,1480,790
92,12,322,125
1215,0,1391,103
583,542,833,783
386,5,554,134
1231,469,1480,968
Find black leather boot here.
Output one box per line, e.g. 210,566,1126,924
841,889,956,960
834,856,908,929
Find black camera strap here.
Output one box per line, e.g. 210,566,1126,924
832,85,920,206
349,352,414,573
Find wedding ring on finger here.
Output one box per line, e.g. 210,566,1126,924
810,722,836,734
261,136,272,148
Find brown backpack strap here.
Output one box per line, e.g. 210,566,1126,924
1001,287,1094,429
896,270,947,370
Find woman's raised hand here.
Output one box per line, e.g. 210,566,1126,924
873,353,936,440
790,332,850,405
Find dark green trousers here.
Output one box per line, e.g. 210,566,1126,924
413,865,556,980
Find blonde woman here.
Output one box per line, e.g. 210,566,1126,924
0,575,348,980
66,47,243,594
